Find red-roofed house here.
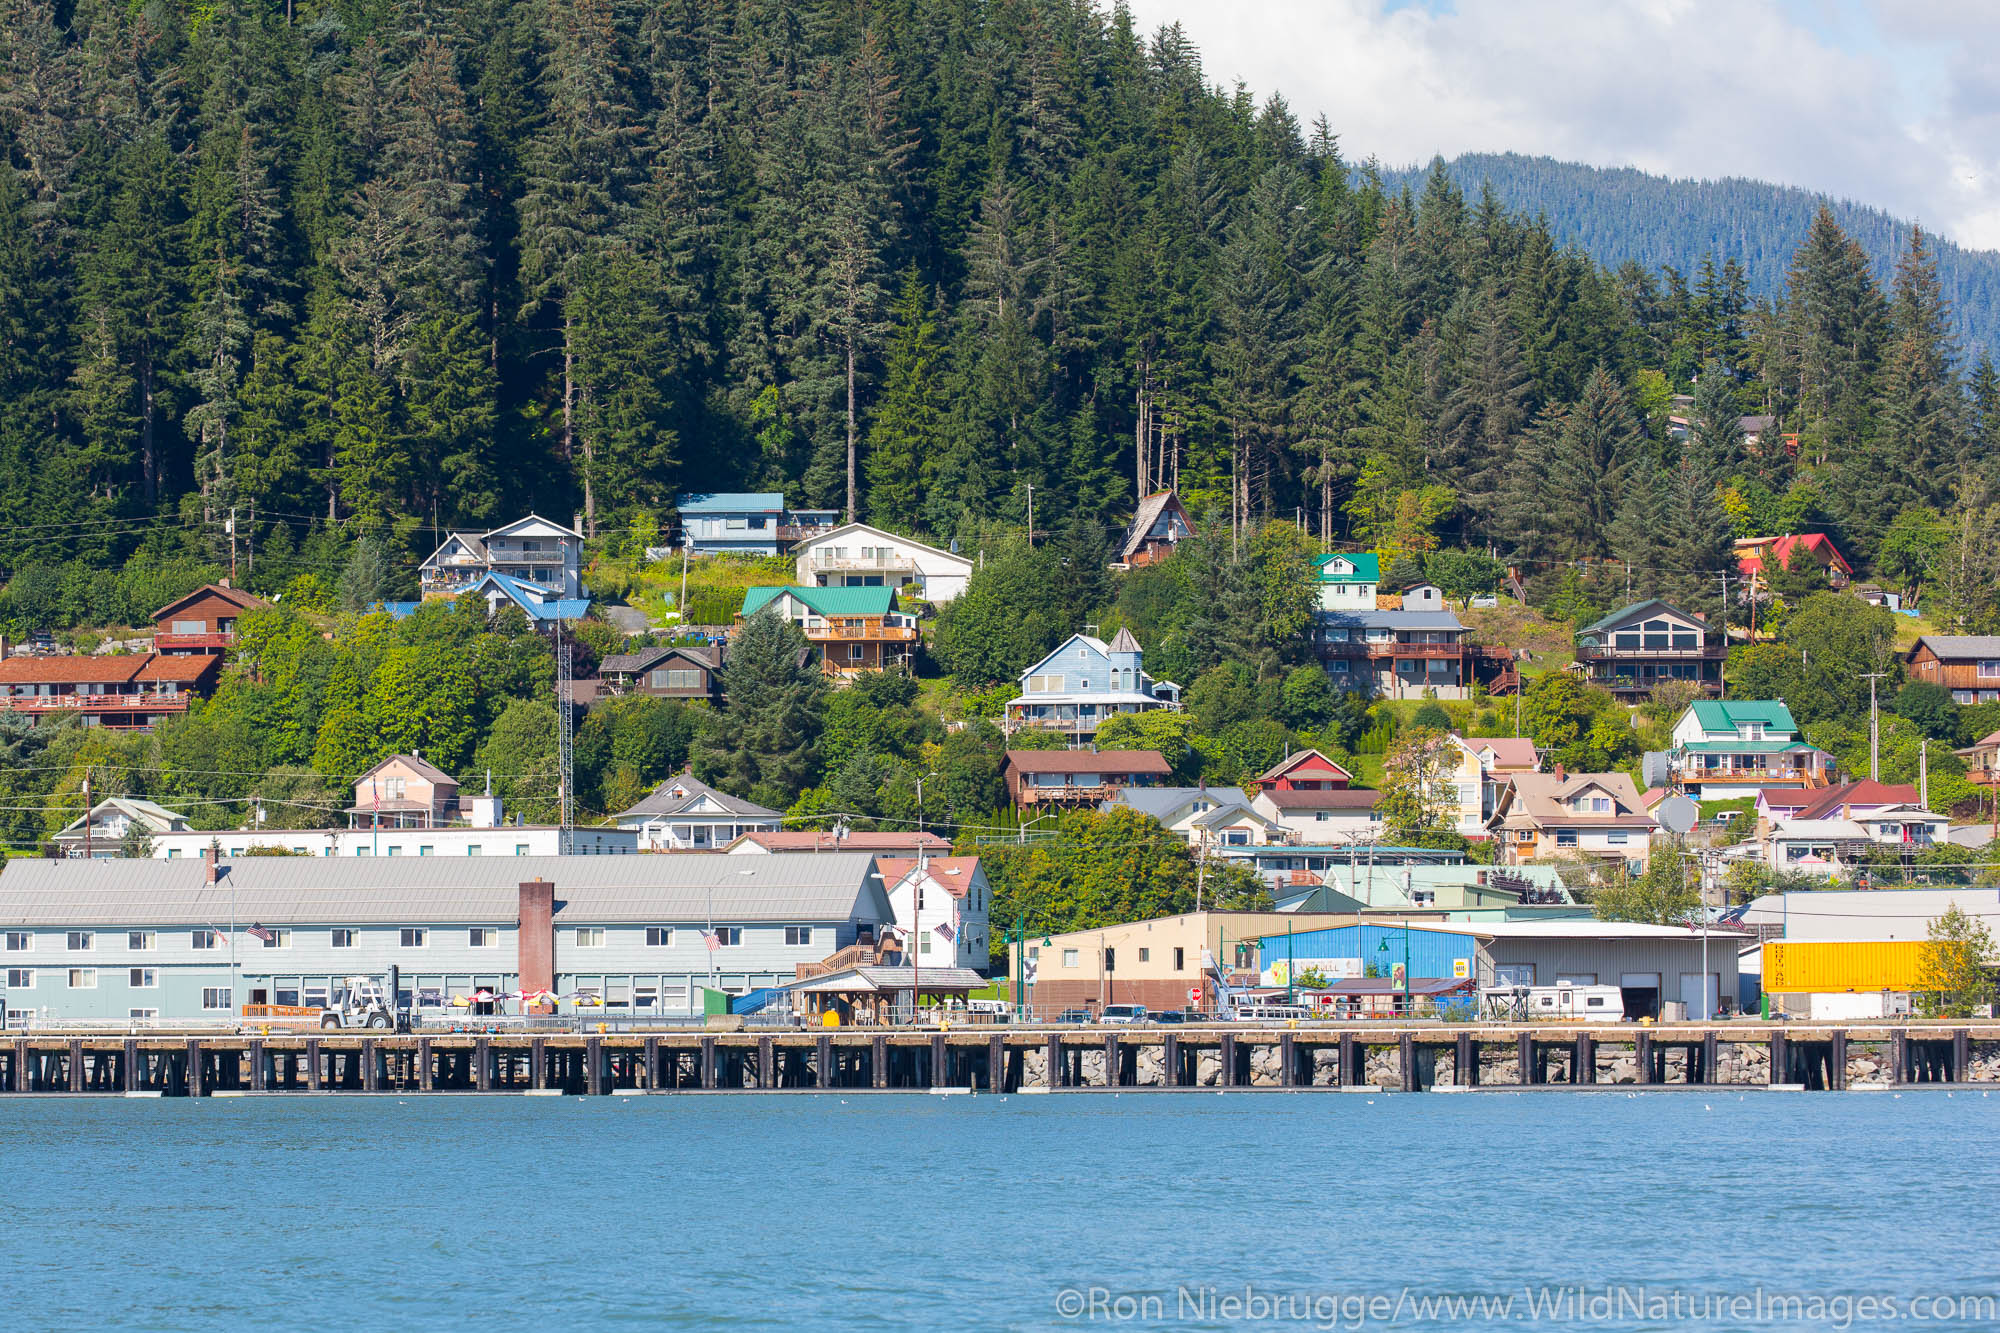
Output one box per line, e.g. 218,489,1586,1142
1247,750,1354,793
876,856,991,975
1446,735,1543,837
1734,534,1852,589
1002,749,1169,806
725,829,953,855
1790,781,1922,824
0,649,219,729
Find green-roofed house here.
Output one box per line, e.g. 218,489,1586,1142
738,585,919,677
1314,552,1380,611
1667,699,1835,798
1573,598,1724,699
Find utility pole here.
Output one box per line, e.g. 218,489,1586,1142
81,773,91,860
227,507,237,583
1717,568,1730,698
678,540,690,622
1024,483,1034,549
1861,671,1889,783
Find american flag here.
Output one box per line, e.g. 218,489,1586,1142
933,921,955,942
702,930,721,951
246,924,273,944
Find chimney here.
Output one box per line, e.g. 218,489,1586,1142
518,879,556,1010
1553,763,1565,783
0,633,8,660
202,845,220,885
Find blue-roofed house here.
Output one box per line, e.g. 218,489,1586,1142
677,493,840,555
1314,552,1380,611
419,514,586,600
738,585,919,676
1003,628,1182,738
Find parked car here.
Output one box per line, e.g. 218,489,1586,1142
1148,1010,1188,1024
1100,1004,1149,1024
1052,1008,1093,1024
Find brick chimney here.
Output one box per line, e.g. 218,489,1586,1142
1553,763,1566,783
518,878,555,1011
202,845,220,885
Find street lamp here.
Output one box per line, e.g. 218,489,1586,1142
1376,925,1412,1015
910,770,938,1026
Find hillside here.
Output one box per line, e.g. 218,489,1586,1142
1380,153,2000,353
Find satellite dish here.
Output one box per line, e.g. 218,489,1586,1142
1657,794,1698,835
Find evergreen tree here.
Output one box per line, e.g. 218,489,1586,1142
864,272,945,529
695,609,829,808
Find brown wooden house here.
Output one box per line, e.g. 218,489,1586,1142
1905,636,2000,704
151,584,268,655
596,644,725,702
1002,749,1169,806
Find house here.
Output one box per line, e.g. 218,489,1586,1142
1002,749,1170,806
1765,804,1949,877
1250,785,1384,844
1853,583,1905,613
1733,534,1852,591
1101,786,1287,847
0,648,220,730
1956,729,2000,787
1117,490,1195,568
676,493,839,556
1003,629,1181,737
791,522,973,604
1573,599,1724,699
877,856,992,975
1248,750,1354,795
1444,736,1542,838
738,585,919,676
724,829,952,855
1487,769,1657,871
612,770,784,850
596,644,724,703
51,798,192,857
1739,414,1778,448
1667,700,1834,799
1313,552,1380,611
348,755,462,830
1394,584,1448,612
419,515,586,601
1905,636,2000,704
0,853,892,1021
1314,609,1468,699
152,584,267,655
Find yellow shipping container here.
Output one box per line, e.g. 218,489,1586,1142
1763,939,1929,993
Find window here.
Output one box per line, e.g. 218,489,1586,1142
1104,948,1116,972
1607,832,1629,845
1556,830,1579,848
645,927,673,947
262,929,291,949
713,927,741,947
634,986,658,1010
785,927,812,947
1062,949,1079,968
191,930,221,950
399,928,428,948
201,987,232,1011
5,968,31,988
467,845,482,856
1955,690,1978,704
4,931,29,952
129,968,157,988
469,928,497,948
1495,963,1535,986
418,845,433,857
331,929,356,949
576,927,605,948
304,985,328,1009
652,668,705,691
128,1008,158,1020
1982,660,2000,679
515,844,531,856
1025,674,1065,693
275,986,299,1006
1173,948,1185,971
66,931,93,951
69,968,97,989
127,931,155,952
1138,948,1150,963
919,934,934,955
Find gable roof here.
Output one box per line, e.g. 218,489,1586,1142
1578,599,1699,637
1316,610,1464,631
741,585,896,618
874,856,983,899
797,522,971,568
615,771,781,820
1493,771,1652,828
1460,736,1539,770
1911,636,2000,660
150,583,267,621
1255,787,1382,811
481,513,582,541
1313,552,1380,583
728,830,951,853
600,644,719,676
1119,490,1193,560
0,655,148,685
1733,533,1852,579
356,754,458,788
678,492,784,513
1003,749,1170,775
1794,781,1922,822
466,570,591,621
55,797,190,838
1017,631,1116,681
1685,700,1798,734
135,655,222,686
1107,786,1250,821
421,532,491,567
1250,749,1354,784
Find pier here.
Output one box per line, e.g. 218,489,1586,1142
4,1023,1999,1096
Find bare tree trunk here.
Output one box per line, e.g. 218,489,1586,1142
581,389,596,538
139,360,157,505
845,340,858,522
561,312,575,463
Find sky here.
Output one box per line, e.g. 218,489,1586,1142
1123,0,2000,251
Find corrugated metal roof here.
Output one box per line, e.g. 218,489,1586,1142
1312,552,1380,582
1108,787,1248,819
741,585,895,617
0,854,887,927
615,772,781,819
1687,699,1798,732
1315,610,1464,631
678,492,785,512
1003,750,1169,774
1913,635,2000,658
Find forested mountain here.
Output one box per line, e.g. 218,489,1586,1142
3,0,2000,635
1380,153,2000,355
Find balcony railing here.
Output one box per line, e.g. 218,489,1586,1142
810,552,917,572
1318,640,1463,659
154,632,233,651
813,623,919,641
0,691,190,712
1576,643,1727,662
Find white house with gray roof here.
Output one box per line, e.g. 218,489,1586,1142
0,853,890,1025
1102,786,1286,847
612,771,784,850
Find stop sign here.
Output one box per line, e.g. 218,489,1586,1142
1187,986,1202,1008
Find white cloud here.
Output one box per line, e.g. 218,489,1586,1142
1123,0,2000,249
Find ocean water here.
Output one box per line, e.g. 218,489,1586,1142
6,1089,1998,1331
